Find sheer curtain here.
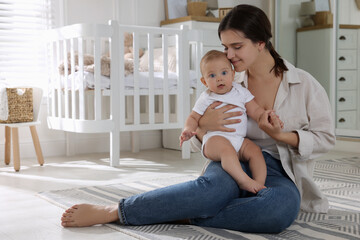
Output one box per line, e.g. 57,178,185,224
0,0,53,88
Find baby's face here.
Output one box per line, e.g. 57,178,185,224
201,57,234,94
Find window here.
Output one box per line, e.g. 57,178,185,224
0,0,53,88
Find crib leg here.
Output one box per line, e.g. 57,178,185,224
181,141,190,159
65,132,76,156
131,131,140,153
110,130,120,167
12,128,20,171
5,126,11,165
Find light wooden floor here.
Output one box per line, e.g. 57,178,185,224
0,148,358,240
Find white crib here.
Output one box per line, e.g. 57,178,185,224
45,21,206,166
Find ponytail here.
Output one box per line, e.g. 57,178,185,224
266,41,288,77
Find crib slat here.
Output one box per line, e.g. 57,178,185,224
133,32,140,125
109,20,120,166
56,41,62,118
78,38,85,120
148,33,155,124
94,37,102,120
177,26,190,125
63,40,69,119
119,34,126,129
175,33,182,125
49,42,55,117
162,34,169,125
118,29,126,128
179,26,191,159
70,38,76,119
195,41,204,99
47,42,51,116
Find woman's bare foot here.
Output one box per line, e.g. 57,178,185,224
61,204,119,227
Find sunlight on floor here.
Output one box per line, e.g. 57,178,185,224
0,148,359,240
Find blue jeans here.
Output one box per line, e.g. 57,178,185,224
118,152,300,233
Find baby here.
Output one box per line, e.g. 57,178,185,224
180,50,270,193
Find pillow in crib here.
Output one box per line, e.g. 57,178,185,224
139,47,176,73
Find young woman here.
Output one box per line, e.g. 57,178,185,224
61,4,335,233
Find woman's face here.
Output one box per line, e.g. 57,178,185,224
220,29,262,72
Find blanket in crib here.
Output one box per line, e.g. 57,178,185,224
58,47,177,79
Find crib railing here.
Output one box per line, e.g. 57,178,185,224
47,23,114,132
46,21,204,165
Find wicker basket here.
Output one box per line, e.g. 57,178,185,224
187,2,208,16
219,8,232,19
0,88,33,123
313,11,333,25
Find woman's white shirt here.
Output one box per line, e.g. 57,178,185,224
246,118,280,160
190,60,336,213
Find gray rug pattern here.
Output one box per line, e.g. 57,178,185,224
39,157,360,240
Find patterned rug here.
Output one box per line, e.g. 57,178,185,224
38,156,360,240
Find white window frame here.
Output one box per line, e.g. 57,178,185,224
0,0,55,90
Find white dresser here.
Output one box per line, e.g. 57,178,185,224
336,28,359,133
297,25,360,137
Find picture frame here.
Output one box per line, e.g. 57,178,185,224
164,0,188,20
313,0,331,12
203,0,218,10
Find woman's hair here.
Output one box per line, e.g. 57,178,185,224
218,4,288,77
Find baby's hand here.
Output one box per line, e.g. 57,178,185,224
259,110,284,140
269,111,284,129
179,130,196,147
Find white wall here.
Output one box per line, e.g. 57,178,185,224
338,0,360,24
63,0,166,27
0,0,276,160
63,0,270,27
63,0,114,25
276,0,306,65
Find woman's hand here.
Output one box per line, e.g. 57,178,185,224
258,110,283,141
259,110,299,148
198,101,243,133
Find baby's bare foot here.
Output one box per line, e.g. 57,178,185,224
61,204,119,227
238,179,266,194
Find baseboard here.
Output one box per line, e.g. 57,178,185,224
0,130,162,159
334,137,360,153
72,130,162,155
0,139,66,159
162,128,182,151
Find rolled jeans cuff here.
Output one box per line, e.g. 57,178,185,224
118,199,128,225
